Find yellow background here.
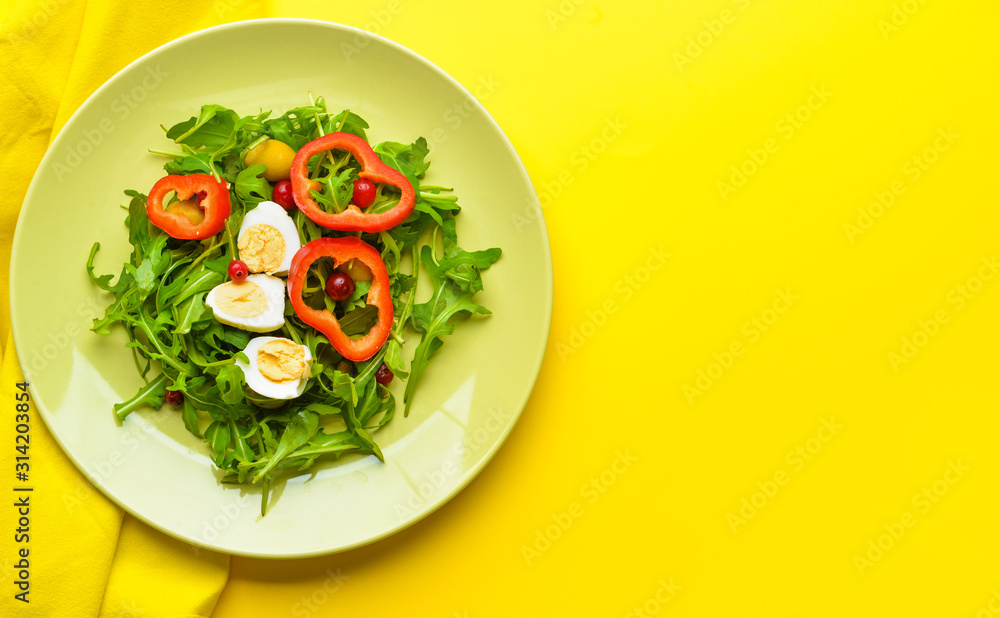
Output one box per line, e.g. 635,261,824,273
6,0,1000,615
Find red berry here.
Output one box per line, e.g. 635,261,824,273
273,180,295,210
352,178,376,208
228,260,248,281
165,389,184,407
375,363,394,385
325,272,355,301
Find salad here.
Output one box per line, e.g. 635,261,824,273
85,95,501,514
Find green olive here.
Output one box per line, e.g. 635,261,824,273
244,139,296,182
336,259,373,282
165,199,204,224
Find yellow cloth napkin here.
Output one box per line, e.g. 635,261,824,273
0,1,266,615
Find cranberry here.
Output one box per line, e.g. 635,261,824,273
165,389,184,407
228,260,248,281
273,180,295,210
352,178,377,208
325,271,355,301
375,363,394,385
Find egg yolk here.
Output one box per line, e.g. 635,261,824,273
257,339,307,384
214,280,266,317
238,224,286,273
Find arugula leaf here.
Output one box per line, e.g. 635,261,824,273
87,242,129,293
366,391,396,430
439,218,502,293
300,403,343,416
203,322,250,353
340,305,379,337
204,420,232,466
343,380,384,463
229,419,255,464
327,168,356,212
235,164,272,204
375,138,430,183
252,410,320,482
114,373,167,421
390,273,415,309
127,194,153,256
163,154,214,176
215,364,247,406
328,110,369,140
174,292,210,335
404,235,500,414
273,430,363,470
167,104,241,149
316,369,357,406
184,386,251,422
181,395,201,437
130,235,170,299
382,339,409,379
175,270,224,306
341,279,371,313
418,192,462,222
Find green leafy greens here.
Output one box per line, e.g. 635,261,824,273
87,95,500,514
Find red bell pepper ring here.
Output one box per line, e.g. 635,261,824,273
290,132,415,232
147,174,231,240
288,237,394,361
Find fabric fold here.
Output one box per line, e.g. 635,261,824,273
0,1,270,615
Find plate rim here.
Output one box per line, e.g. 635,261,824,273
9,17,553,559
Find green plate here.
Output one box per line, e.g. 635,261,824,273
9,19,551,558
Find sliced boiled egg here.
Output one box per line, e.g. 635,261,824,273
237,200,301,275
205,273,286,332
236,336,312,400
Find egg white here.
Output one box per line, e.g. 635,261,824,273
235,336,312,400
205,273,286,333
238,200,301,275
